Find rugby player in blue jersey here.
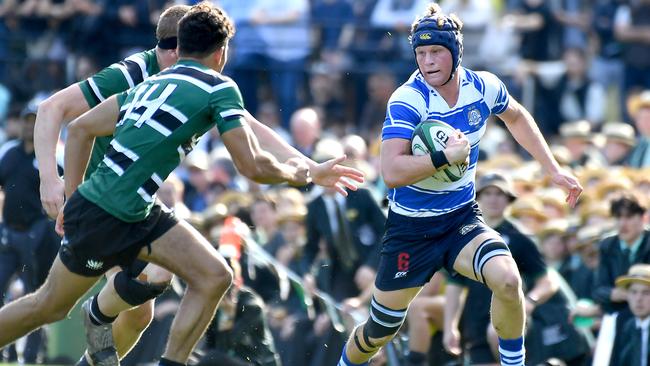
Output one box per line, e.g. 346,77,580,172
337,4,582,366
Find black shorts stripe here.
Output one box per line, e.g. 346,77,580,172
118,109,126,122
173,66,226,87
152,109,183,132
83,80,101,105
119,60,145,85
105,145,136,172
141,177,160,197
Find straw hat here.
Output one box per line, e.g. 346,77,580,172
537,219,569,241
602,122,637,147
615,264,650,288
574,226,603,250
559,120,592,141
627,90,650,117
508,197,549,221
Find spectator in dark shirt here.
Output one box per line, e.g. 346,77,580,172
0,100,60,363
610,264,650,366
594,191,650,315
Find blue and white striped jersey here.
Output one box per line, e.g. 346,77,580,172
381,67,510,217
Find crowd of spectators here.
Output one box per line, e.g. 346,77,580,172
1,0,650,365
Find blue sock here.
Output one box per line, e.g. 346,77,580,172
338,344,369,366
498,336,525,366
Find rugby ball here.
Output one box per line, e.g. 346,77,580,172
411,120,468,183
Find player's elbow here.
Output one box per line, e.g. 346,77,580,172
382,170,404,189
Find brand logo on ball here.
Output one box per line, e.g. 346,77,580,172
411,119,468,183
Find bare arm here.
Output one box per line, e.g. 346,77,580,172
35,84,91,217
221,121,307,185
498,97,582,207
380,132,469,188
64,96,119,198
246,111,364,194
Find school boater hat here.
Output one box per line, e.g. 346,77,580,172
616,264,650,288
410,12,463,85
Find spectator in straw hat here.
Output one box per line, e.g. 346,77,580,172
508,196,549,235
571,226,603,301
628,90,650,168
602,122,637,166
609,264,650,366
559,120,606,168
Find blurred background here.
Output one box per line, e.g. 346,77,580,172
1,0,650,365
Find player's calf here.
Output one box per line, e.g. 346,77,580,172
340,297,407,365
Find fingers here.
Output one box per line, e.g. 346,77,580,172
55,212,65,237
334,185,349,196
339,178,359,191
326,155,347,166
339,167,365,183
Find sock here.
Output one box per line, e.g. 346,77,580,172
158,357,185,366
337,344,369,366
406,350,427,366
498,336,525,366
88,295,117,326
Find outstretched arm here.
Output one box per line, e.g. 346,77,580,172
245,111,364,195
498,97,582,207
221,120,309,186
35,84,92,217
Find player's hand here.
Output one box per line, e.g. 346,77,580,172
55,206,65,237
443,130,470,165
550,169,583,208
40,175,65,219
443,327,462,356
311,155,365,197
285,157,312,186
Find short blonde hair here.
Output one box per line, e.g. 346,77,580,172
156,5,191,41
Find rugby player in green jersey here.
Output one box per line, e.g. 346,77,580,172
6,3,361,366
34,3,362,366
35,6,189,366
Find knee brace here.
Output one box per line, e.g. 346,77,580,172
113,270,170,306
472,238,511,284
356,297,407,353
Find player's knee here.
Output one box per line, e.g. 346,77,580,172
192,262,233,298
114,270,171,307
491,270,522,301
356,297,407,353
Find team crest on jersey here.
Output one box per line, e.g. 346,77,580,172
467,106,481,126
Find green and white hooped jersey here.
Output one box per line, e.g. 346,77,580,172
78,49,161,178
78,59,244,222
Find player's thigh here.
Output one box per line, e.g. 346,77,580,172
373,286,422,311
452,230,505,282
38,256,101,318
140,262,173,284
137,220,230,287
